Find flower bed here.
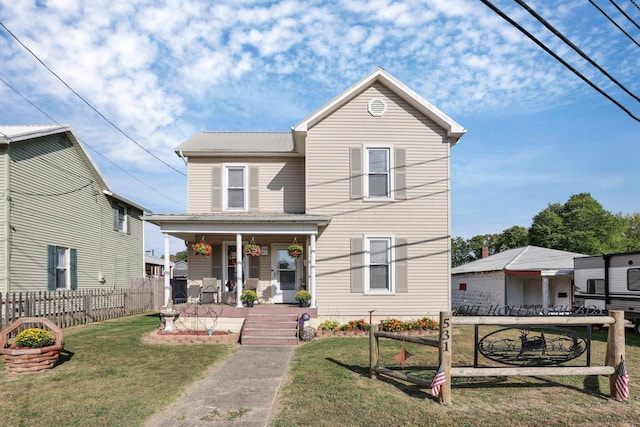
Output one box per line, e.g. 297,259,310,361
0,317,64,374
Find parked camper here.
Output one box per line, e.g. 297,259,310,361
574,251,640,333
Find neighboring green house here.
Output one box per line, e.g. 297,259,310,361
0,125,148,293
145,67,466,320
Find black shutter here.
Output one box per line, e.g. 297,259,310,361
47,245,56,291
70,248,78,290
249,253,260,279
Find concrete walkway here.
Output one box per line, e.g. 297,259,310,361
144,345,295,427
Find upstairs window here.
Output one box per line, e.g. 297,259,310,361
116,204,127,232
365,147,391,199
224,165,247,211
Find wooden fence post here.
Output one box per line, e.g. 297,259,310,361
370,324,379,378
608,310,626,399
439,311,453,404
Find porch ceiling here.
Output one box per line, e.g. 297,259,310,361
143,212,331,241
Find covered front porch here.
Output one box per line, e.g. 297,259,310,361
144,213,331,310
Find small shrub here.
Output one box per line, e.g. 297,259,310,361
240,289,258,304
294,290,311,303
318,320,341,331
14,328,55,348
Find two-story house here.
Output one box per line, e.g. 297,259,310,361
0,125,148,293
145,67,465,320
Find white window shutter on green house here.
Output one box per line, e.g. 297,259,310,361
350,147,363,199
395,238,408,293
350,237,364,293
211,167,222,211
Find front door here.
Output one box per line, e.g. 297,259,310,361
271,245,300,303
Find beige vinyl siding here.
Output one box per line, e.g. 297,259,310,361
187,157,305,214
307,82,451,318
7,134,144,292
0,145,8,293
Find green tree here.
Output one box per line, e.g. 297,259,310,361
451,237,474,267
496,225,529,251
529,193,625,254
467,234,498,259
622,213,640,252
172,250,188,262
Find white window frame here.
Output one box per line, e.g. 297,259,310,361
223,163,248,212
364,145,393,201
56,246,70,290
364,235,395,294
116,203,128,233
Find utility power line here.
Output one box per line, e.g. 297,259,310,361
515,0,640,103
588,0,640,48
0,74,186,208
0,21,186,177
610,0,640,30
479,0,640,123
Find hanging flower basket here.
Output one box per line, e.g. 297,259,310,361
288,243,304,260
244,244,262,257
192,242,212,257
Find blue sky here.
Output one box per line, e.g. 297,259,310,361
1,0,638,255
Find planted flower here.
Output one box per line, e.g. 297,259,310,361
13,328,55,348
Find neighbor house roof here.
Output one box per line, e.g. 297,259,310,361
293,66,467,144
0,124,150,213
175,132,296,157
451,246,588,275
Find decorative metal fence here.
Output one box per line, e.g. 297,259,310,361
0,278,165,330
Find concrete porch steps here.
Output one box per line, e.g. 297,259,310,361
241,313,299,345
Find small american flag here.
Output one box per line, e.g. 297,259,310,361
615,357,630,400
431,362,446,397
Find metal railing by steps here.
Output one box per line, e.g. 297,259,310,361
241,312,299,345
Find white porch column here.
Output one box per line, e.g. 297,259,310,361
163,233,171,308
236,233,243,307
541,275,550,314
310,233,317,308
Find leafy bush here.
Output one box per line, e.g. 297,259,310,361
379,318,405,332
14,328,55,348
318,320,341,331
294,290,311,303
240,289,258,303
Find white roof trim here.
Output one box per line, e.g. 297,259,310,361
293,67,466,143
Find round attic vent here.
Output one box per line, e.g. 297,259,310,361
368,98,387,117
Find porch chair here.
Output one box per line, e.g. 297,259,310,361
201,278,220,304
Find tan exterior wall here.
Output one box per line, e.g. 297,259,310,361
186,156,305,214
5,133,144,292
306,82,452,318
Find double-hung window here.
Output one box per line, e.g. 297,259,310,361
116,204,127,233
47,245,77,291
365,147,391,199
224,165,247,211
365,236,394,293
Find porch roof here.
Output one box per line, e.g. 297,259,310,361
143,212,331,241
